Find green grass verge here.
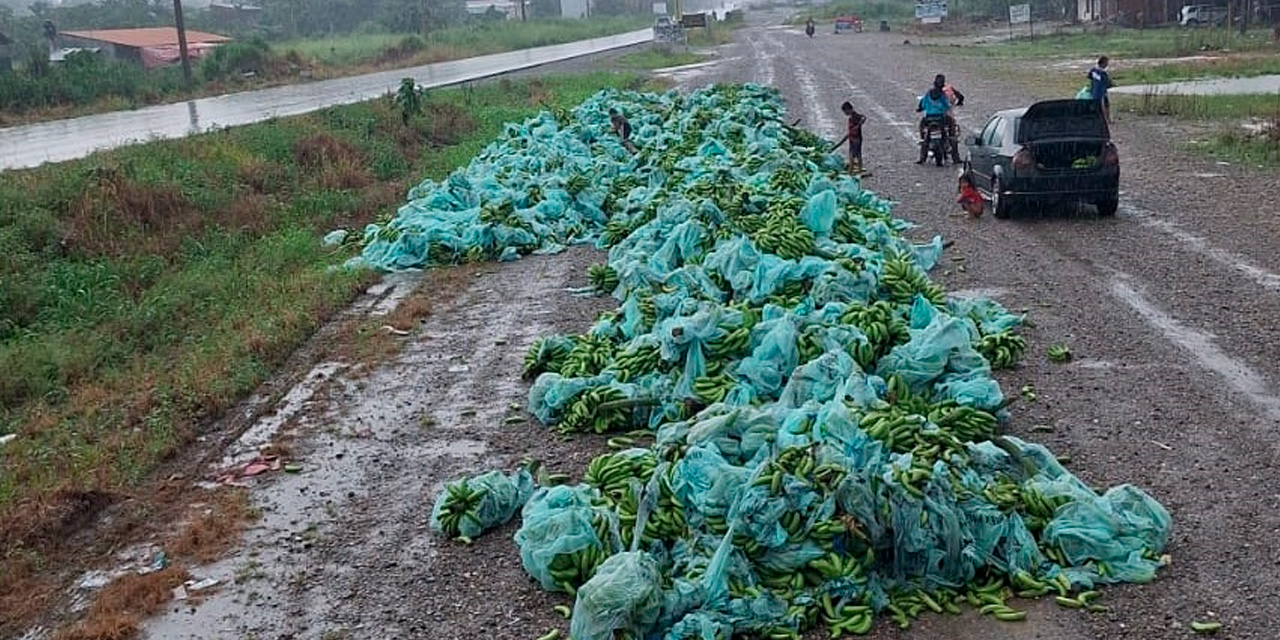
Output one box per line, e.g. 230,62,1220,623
1191,128,1280,167
945,26,1280,59
0,71,640,536
1113,92,1280,119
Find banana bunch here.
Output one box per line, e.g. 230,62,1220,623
859,408,928,454
706,325,751,360
1047,343,1072,363
557,385,633,434
1020,483,1070,533
769,166,808,193
587,263,619,295
584,450,657,497
615,478,688,547
433,479,486,540
463,245,490,264
566,172,591,196
523,336,571,380
607,343,662,382
478,199,516,226
692,373,736,405
975,330,1027,370
559,335,616,378
840,301,909,364
819,594,874,636
792,325,823,364
879,255,946,306
751,213,816,261
929,403,1000,443
600,219,633,246
832,216,867,246
546,542,611,596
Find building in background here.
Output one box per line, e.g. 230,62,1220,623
58,27,230,69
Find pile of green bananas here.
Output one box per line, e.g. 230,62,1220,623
523,336,571,380
558,335,617,378
434,479,486,540
588,264,619,294
750,211,816,260
546,538,613,596
840,300,910,369
879,254,946,306
557,386,635,434
606,342,663,382
976,330,1028,370
692,372,737,405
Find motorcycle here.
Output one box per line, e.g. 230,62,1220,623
921,117,949,167
805,22,815,38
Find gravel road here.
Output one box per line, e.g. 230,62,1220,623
132,11,1280,640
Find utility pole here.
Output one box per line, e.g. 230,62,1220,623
173,0,192,86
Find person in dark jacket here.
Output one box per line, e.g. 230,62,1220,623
609,108,637,154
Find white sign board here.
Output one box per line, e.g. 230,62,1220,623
915,1,948,19
1009,3,1031,24
654,2,668,14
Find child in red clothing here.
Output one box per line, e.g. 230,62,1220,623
957,172,984,218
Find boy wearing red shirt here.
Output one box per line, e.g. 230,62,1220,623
832,101,867,175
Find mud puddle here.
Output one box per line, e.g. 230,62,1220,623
137,247,611,640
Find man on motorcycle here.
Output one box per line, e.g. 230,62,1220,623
915,75,963,164
805,18,816,37
915,77,951,164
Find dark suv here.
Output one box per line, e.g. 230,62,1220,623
964,99,1120,218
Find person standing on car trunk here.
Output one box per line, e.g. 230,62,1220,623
1088,56,1115,124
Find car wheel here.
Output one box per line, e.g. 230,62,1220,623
1096,197,1118,217
992,177,1014,219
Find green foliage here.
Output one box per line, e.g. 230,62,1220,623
200,39,272,80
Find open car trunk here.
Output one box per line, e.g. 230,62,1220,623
1017,99,1111,172
1027,139,1110,171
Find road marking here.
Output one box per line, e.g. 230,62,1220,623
750,33,776,87
811,59,918,143
1109,272,1280,421
1120,202,1280,293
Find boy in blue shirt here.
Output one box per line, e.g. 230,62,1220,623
1088,56,1114,124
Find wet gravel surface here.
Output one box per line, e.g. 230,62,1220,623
140,13,1280,640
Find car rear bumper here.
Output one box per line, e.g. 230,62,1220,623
1004,172,1119,200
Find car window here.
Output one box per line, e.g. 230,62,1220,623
989,117,1008,148
979,118,1000,146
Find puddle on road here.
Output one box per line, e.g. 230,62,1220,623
1112,74,1280,95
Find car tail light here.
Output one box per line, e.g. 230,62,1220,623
1102,143,1120,167
1012,148,1034,173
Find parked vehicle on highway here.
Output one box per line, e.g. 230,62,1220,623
834,15,863,33
1179,4,1228,26
963,99,1120,218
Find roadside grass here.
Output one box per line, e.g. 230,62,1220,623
0,70,639,640
1113,91,1280,118
0,17,648,126
1193,122,1280,166
616,48,707,70
944,26,1279,59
